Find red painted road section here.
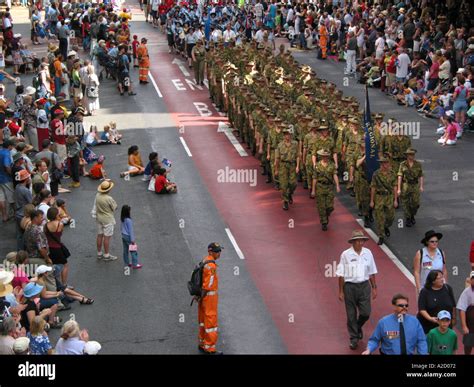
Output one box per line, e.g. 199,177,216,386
133,8,417,354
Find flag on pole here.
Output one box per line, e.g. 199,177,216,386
364,85,379,182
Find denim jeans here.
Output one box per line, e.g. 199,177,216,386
122,234,138,266
54,76,62,97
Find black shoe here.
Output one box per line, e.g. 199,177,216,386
322,224,328,231
128,92,137,96
377,237,384,245
358,211,363,217
406,218,412,227
303,181,308,190
283,201,289,211
363,217,370,228
384,227,390,237
274,183,280,190
411,216,416,225
349,340,358,350
350,191,356,197
289,195,293,204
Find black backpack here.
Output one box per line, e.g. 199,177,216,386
187,260,215,299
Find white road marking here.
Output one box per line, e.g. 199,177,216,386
171,79,186,91
225,228,245,260
218,122,248,157
179,136,192,157
171,58,190,77
149,73,163,98
356,219,416,286
193,102,213,117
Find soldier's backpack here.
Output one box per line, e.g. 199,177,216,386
187,260,215,300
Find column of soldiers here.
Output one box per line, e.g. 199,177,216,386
204,39,424,240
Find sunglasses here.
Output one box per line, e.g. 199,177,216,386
429,240,439,243
396,304,409,308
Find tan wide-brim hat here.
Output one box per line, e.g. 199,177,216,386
348,230,369,243
98,180,114,193
0,269,14,297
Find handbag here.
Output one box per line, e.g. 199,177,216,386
129,243,138,252
86,76,99,98
45,223,71,258
50,152,63,181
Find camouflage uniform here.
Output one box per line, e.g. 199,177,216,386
314,156,337,228
275,136,299,208
352,145,371,221
398,157,423,224
371,164,397,241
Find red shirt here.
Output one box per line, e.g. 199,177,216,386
132,39,139,55
429,62,440,79
154,175,167,193
446,124,457,141
50,118,66,145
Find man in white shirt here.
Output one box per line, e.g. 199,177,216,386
223,24,236,43
336,230,378,350
374,31,385,59
254,25,265,44
396,47,411,82
254,0,264,23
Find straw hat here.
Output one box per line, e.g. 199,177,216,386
97,180,114,193
348,230,369,243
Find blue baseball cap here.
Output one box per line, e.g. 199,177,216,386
437,310,451,321
23,282,44,298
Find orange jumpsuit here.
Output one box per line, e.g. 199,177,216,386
198,257,218,353
319,25,328,59
137,43,150,82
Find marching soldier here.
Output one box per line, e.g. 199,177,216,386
313,149,340,231
302,120,319,196
274,127,300,211
266,117,283,187
191,39,206,86
311,124,337,198
370,157,398,245
397,148,424,227
343,117,363,194
351,140,371,227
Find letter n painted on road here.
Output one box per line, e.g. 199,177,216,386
193,102,212,117
172,79,186,91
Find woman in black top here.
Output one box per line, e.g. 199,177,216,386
418,270,456,334
20,283,52,332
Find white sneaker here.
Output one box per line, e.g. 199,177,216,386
103,254,118,261
97,253,103,260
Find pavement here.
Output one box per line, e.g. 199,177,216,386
0,4,472,354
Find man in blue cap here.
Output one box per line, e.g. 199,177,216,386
198,242,223,355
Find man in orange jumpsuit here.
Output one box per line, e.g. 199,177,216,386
319,21,328,60
137,37,150,84
198,242,223,355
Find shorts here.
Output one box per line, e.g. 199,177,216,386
40,297,59,309
72,87,83,99
97,222,114,237
0,182,14,203
167,34,174,46
453,101,468,113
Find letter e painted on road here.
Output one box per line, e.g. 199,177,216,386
172,79,186,91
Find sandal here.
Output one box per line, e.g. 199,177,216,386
49,321,63,329
80,297,94,305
